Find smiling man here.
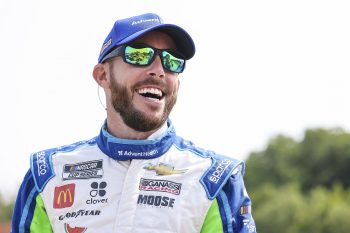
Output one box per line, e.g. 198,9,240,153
95,30,181,138
11,13,257,233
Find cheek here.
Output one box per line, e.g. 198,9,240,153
170,78,180,93
108,69,130,88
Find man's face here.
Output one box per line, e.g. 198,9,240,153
106,31,180,132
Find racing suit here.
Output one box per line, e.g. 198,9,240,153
11,120,257,233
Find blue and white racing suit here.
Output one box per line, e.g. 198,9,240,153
12,119,257,233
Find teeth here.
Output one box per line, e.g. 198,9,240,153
137,88,163,97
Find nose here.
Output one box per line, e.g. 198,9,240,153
147,55,165,78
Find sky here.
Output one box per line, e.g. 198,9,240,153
0,0,349,200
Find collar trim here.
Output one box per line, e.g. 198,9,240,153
96,120,175,160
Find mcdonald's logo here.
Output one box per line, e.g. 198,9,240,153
53,183,75,209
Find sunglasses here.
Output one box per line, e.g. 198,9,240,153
101,44,186,73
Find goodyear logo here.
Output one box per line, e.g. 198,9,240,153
59,209,101,221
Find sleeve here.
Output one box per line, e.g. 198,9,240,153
200,199,224,233
11,170,53,233
201,172,257,233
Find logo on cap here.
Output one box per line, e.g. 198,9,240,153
131,18,160,26
100,39,112,55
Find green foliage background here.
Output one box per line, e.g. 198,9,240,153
0,193,14,222
2,127,350,233
245,128,350,233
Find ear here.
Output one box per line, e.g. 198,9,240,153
93,63,108,88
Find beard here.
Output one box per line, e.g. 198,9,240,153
109,71,177,132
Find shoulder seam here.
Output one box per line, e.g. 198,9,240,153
200,154,244,200
30,138,97,192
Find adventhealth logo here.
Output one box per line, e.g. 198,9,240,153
117,149,158,157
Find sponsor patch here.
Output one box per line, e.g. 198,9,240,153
100,38,112,55
90,181,107,197
31,149,55,192
243,219,256,232
53,184,75,209
137,194,175,208
200,156,241,200
131,18,160,26
117,149,159,158
240,205,251,215
59,209,101,221
139,178,182,195
36,151,49,176
64,223,87,233
143,162,187,176
247,222,257,233
62,160,103,180
86,181,108,205
208,159,233,184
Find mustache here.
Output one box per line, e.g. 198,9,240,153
133,77,168,93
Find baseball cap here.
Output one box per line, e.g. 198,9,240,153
98,13,195,63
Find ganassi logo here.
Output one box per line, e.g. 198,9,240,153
139,178,182,195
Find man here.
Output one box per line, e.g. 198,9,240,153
11,13,257,233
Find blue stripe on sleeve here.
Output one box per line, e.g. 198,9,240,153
218,190,234,233
19,187,37,233
12,170,38,233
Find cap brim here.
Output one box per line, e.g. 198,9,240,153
117,24,195,60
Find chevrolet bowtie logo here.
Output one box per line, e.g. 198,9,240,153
143,162,187,176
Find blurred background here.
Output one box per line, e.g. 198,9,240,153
1,0,349,232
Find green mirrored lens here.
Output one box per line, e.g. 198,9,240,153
125,46,154,65
161,51,185,73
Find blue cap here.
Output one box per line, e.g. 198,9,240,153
98,13,195,63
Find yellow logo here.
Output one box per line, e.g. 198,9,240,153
58,189,72,204
53,183,75,208
143,162,187,176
